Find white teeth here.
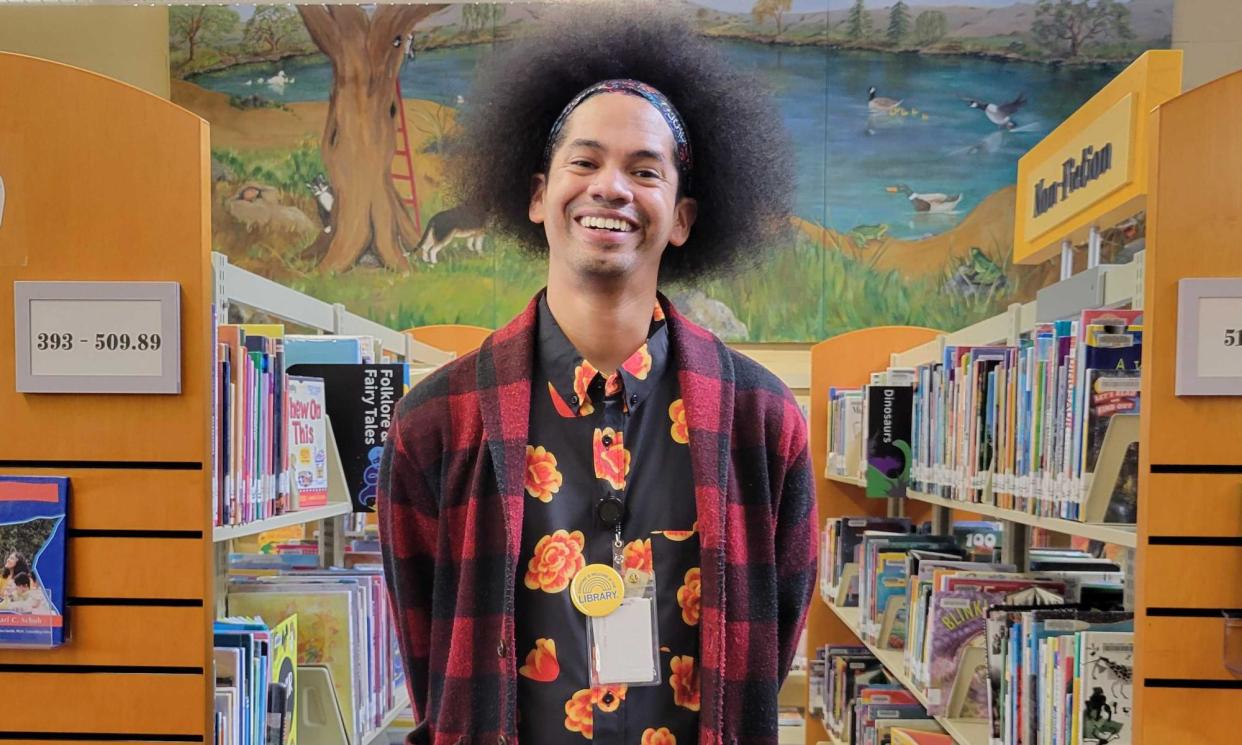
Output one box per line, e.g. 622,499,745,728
580,216,633,232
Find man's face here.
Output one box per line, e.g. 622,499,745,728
529,93,696,284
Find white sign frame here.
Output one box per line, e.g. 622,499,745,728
14,281,181,394
1175,277,1242,396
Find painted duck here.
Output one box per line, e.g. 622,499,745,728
867,86,902,114
964,92,1027,129
886,184,962,213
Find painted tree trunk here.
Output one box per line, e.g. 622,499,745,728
298,5,444,273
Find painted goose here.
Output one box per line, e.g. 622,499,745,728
886,184,962,213
964,92,1027,129
868,86,902,114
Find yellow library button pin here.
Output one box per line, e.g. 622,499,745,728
570,564,625,617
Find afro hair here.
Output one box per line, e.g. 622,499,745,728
448,2,796,283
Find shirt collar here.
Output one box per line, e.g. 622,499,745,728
536,295,670,418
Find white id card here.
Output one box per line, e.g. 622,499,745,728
588,572,661,686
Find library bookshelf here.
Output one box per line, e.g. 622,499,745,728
0,53,451,741
805,58,1242,745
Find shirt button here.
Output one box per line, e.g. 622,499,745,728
570,394,580,405
602,434,613,447
630,393,638,405
602,692,615,705
497,640,506,657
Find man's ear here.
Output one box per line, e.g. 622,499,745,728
668,196,698,247
529,173,547,225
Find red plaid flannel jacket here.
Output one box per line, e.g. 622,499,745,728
379,292,817,745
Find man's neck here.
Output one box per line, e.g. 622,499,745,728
545,280,656,375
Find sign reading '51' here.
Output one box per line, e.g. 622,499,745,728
14,281,181,394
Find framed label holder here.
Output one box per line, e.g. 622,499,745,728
1175,277,1242,396
13,280,181,394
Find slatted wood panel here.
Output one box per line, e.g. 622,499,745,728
0,52,211,740
1141,616,1238,681
1135,70,1242,744
1140,689,1242,741
0,467,206,533
804,326,939,745
1145,473,1242,538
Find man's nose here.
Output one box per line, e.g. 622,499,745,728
588,166,634,203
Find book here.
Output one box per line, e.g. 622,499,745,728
865,385,914,498
1077,632,1134,745
890,728,954,745
286,364,404,512
268,614,298,745
286,376,329,509
0,476,69,647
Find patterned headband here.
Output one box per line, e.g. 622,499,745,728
542,79,693,190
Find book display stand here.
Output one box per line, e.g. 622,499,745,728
0,53,447,741
805,54,1242,745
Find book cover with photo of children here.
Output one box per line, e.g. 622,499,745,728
0,476,69,647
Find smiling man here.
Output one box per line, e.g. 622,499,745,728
379,7,816,745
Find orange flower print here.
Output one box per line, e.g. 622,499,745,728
621,344,653,380
622,538,653,574
669,655,701,711
548,381,577,417
642,728,677,745
669,398,689,445
519,638,560,682
604,372,623,397
563,685,628,739
524,530,586,593
524,445,563,503
573,361,597,416
592,427,631,490
662,529,696,542
652,302,666,322
676,567,702,626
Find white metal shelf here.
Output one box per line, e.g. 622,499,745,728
905,489,1137,547
360,689,412,745
212,251,453,365
823,469,866,488
212,501,353,543
819,593,989,745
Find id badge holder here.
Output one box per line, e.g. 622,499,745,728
585,568,661,687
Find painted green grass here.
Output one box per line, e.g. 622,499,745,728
275,231,1011,342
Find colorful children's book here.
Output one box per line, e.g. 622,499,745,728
1077,631,1134,745
865,385,914,498
286,364,404,512
889,727,954,745
0,476,69,647
269,614,298,745
286,375,329,509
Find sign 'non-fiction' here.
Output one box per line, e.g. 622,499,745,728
1022,93,1135,243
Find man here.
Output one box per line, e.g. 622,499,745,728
379,7,815,744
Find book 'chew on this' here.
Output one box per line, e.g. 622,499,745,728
0,476,69,648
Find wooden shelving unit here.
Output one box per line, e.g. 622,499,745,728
818,594,990,745
808,54,1242,745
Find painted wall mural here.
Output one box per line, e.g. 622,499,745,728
171,0,1172,342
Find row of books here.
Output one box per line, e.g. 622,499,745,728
824,308,1143,524
213,615,298,745
819,516,1132,745
810,644,952,745
221,542,406,744
908,309,1142,521
212,324,412,526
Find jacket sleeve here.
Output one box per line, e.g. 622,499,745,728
378,404,440,729
774,403,817,683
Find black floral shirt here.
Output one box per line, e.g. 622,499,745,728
516,297,700,745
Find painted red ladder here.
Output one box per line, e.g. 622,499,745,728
392,79,422,233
